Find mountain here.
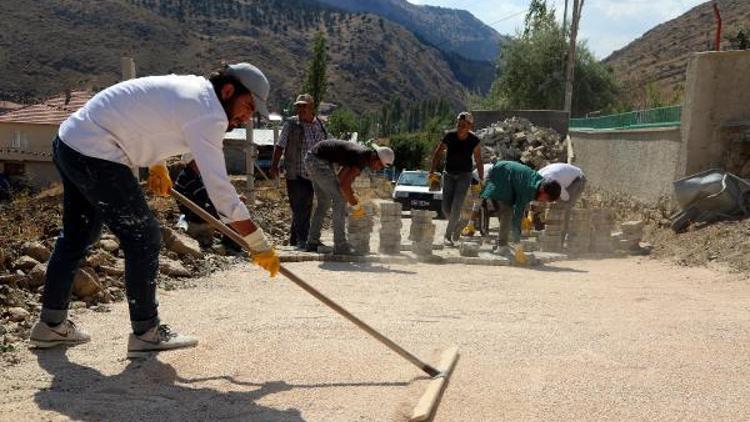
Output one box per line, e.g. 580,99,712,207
0,0,466,113
604,0,750,101
314,0,506,92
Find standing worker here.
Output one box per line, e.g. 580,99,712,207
429,112,483,246
481,160,561,255
305,140,394,255
538,162,587,244
29,63,280,358
269,93,328,250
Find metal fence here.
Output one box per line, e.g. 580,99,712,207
570,106,682,130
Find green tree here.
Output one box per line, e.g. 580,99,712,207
488,0,618,116
327,107,359,138
302,31,328,111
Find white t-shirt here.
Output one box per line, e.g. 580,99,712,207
59,74,250,223
538,163,584,202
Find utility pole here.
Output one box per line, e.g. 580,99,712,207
245,122,256,202
563,0,584,114
562,0,569,34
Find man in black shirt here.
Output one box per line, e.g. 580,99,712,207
305,140,394,255
430,112,484,246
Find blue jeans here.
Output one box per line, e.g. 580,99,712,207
286,177,314,247
442,171,472,239
305,155,347,248
41,137,161,334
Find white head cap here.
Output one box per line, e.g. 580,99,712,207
225,63,270,117
372,144,395,167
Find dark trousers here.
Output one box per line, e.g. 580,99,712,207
41,137,161,334
286,177,314,247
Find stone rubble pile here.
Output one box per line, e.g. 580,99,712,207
377,202,402,255
475,117,566,169
409,210,437,258
348,203,376,255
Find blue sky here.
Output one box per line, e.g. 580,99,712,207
409,0,707,59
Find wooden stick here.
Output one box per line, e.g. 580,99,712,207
411,346,460,421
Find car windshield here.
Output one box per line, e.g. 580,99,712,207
398,172,428,187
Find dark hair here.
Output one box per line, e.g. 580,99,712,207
208,66,250,100
541,178,561,201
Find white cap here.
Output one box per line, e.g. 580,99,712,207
181,152,193,163
372,144,395,167
225,63,270,117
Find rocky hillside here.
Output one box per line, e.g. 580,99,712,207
604,0,750,100
316,0,505,92
0,0,466,113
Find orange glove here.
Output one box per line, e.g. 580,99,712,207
251,249,280,278
243,228,280,278
148,164,172,196
514,245,529,266
351,204,366,218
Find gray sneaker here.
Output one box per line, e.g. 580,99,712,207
127,324,198,359
30,319,91,348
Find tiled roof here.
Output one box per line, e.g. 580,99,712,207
0,90,92,125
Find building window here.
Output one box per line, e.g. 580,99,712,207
12,130,27,149
3,162,25,176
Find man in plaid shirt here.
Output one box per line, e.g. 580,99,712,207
269,94,328,249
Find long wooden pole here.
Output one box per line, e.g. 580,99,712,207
170,189,441,377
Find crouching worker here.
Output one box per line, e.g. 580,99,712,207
480,161,561,255
305,140,394,255
173,153,247,255
30,63,280,359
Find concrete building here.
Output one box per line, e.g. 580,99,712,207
0,90,92,189
569,50,750,203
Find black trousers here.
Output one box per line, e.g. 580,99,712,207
286,177,314,246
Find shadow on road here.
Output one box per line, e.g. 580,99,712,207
529,264,588,273
318,262,416,274
33,348,410,421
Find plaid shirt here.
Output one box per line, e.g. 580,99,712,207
278,117,326,179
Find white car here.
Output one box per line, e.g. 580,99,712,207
391,170,443,217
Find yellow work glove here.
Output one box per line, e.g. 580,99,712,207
252,250,280,278
462,223,475,237
514,245,529,266
243,228,280,278
521,213,533,232
428,172,441,191
351,204,366,218
471,183,482,194
148,164,172,196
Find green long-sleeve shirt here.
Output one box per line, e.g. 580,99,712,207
480,161,543,235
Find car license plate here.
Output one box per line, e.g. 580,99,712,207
410,199,430,207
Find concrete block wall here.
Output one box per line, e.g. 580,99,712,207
570,127,682,203
680,51,750,175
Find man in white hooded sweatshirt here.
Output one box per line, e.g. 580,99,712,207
30,63,280,358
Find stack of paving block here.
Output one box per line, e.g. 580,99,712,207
378,202,402,255
539,203,565,252
565,208,592,255
458,241,480,257
589,208,615,253
347,203,376,255
613,220,644,251
409,209,436,257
